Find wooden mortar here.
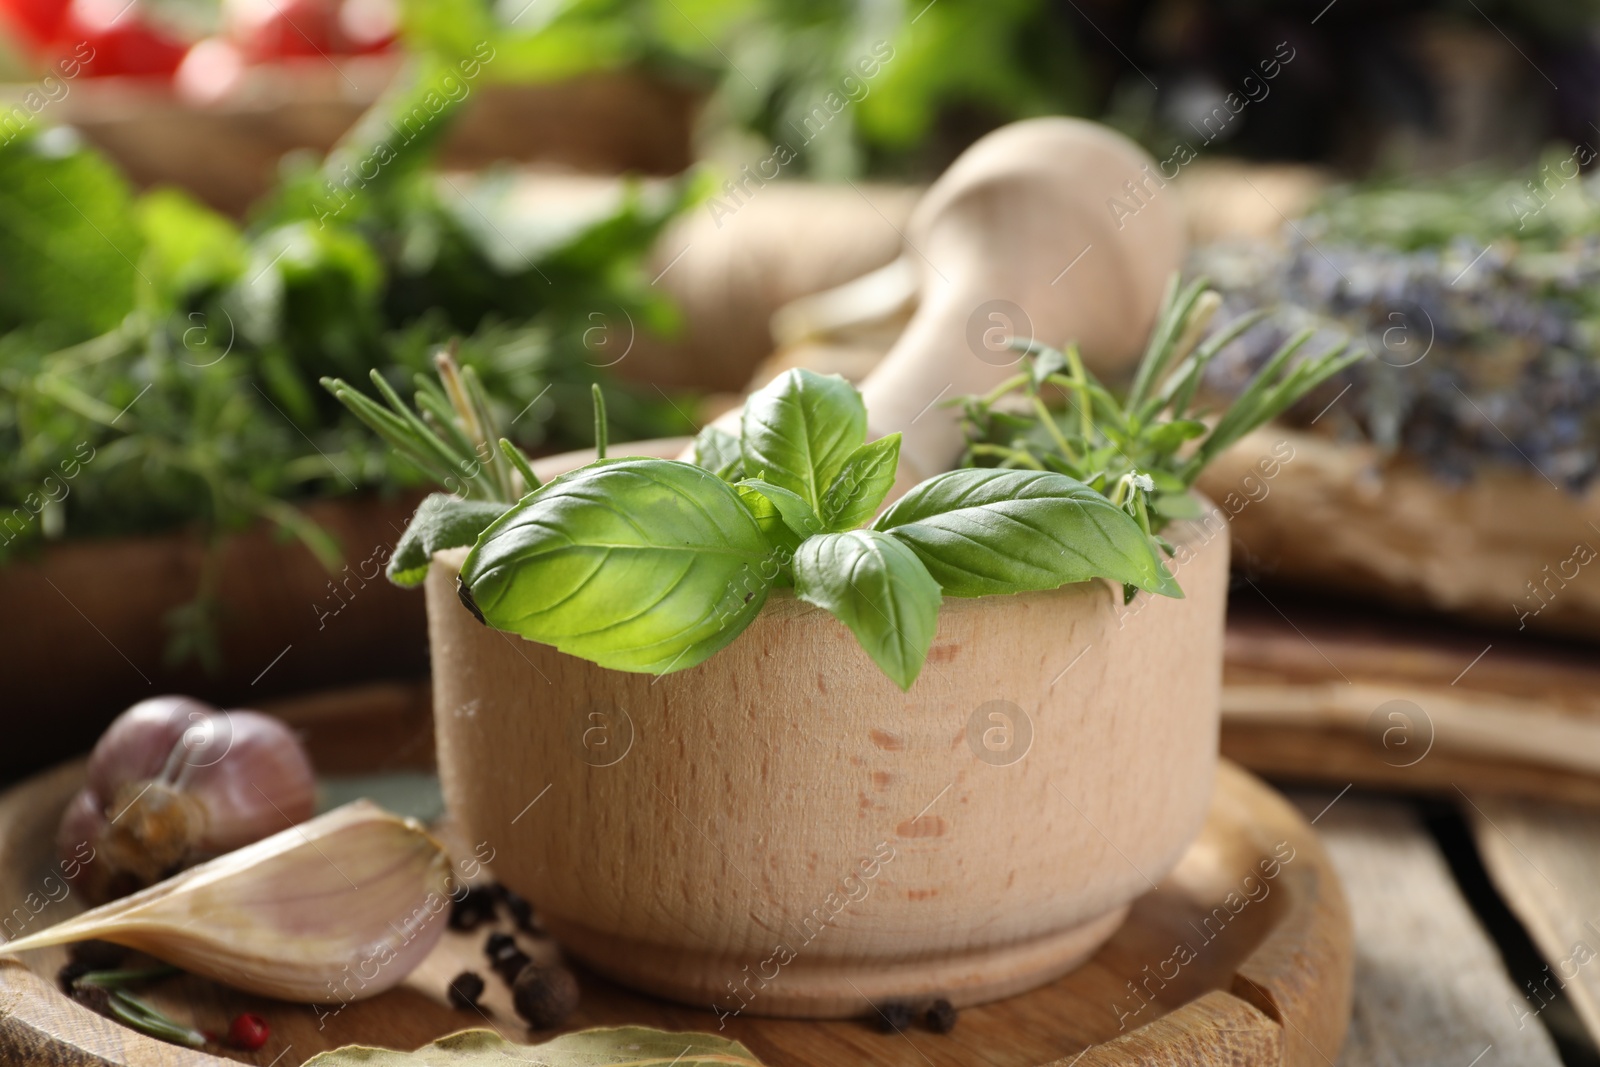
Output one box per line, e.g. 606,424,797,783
425,503,1229,1018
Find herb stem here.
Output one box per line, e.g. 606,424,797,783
1030,395,1077,466
592,384,609,460
979,373,1030,406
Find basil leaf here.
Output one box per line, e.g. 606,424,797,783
461,459,774,674
793,530,941,692
693,424,742,481
732,482,802,568
873,468,1181,598
736,478,823,540
387,493,509,588
818,433,901,532
740,369,867,512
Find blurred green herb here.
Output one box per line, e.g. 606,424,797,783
0,62,700,667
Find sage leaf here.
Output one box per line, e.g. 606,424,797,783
461,459,774,674
387,493,509,588
736,478,823,540
873,468,1181,599
303,1026,765,1066
793,530,941,691
693,424,743,481
818,433,901,532
740,369,866,512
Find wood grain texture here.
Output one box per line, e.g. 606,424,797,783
1220,597,1600,804
1299,795,1562,1067
22,61,699,216
0,493,429,786
0,696,1351,1065
1196,428,1600,643
425,505,1231,1017
1465,795,1600,1048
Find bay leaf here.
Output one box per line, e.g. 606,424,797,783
303,1025,766,1066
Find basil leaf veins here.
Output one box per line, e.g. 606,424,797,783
817,433,900,532
873,468,1181,599
793,529,941,691
460,458,774,674
740,369,866,513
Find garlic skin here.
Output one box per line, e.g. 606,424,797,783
14,801,452,1003
58,696,316,902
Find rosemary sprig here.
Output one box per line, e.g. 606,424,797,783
322,349,543,505
955,273,1363,546
70,965,209,1048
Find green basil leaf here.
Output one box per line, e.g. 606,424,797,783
793,530,941,692
732,482,802,568
304,1026,766,1066
736,478,823,540
873,468,1181,598
387,493,509,588
461,459,774,674
693,424,742,481
740,369,867,512
818,433,901,532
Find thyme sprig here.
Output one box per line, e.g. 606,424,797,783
955,274,1363,544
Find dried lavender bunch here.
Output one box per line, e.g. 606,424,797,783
1194,168,1600,491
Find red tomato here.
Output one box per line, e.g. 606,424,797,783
0,0,70,51
57,0,189,77
226,0,334,62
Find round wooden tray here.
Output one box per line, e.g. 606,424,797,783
0,685,1352,1066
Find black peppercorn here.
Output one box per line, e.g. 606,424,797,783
499,887,536,933
511,963,580,1029
449,886,497,930
448,970,486,1010
875,1001,915,1033
924,998,958,1033
68,940,128,971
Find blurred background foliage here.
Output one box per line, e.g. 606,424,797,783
8,0,1600,667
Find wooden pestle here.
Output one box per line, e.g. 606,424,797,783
682,117,1187,496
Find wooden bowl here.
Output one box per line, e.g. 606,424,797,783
423,506,1230,1018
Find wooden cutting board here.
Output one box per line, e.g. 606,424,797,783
0,686,1352,1067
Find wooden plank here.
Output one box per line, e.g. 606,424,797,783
0,747,1353,1065
1293,795,1562,1066
1465,795,1600,1048
1223,726,1600,808
1219,597,1600,804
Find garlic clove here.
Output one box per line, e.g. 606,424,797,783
11,800,452,1004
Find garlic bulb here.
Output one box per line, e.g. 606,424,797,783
58,695,316,902
13,801,451,1003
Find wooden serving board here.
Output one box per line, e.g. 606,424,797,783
0,687,1352,1067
